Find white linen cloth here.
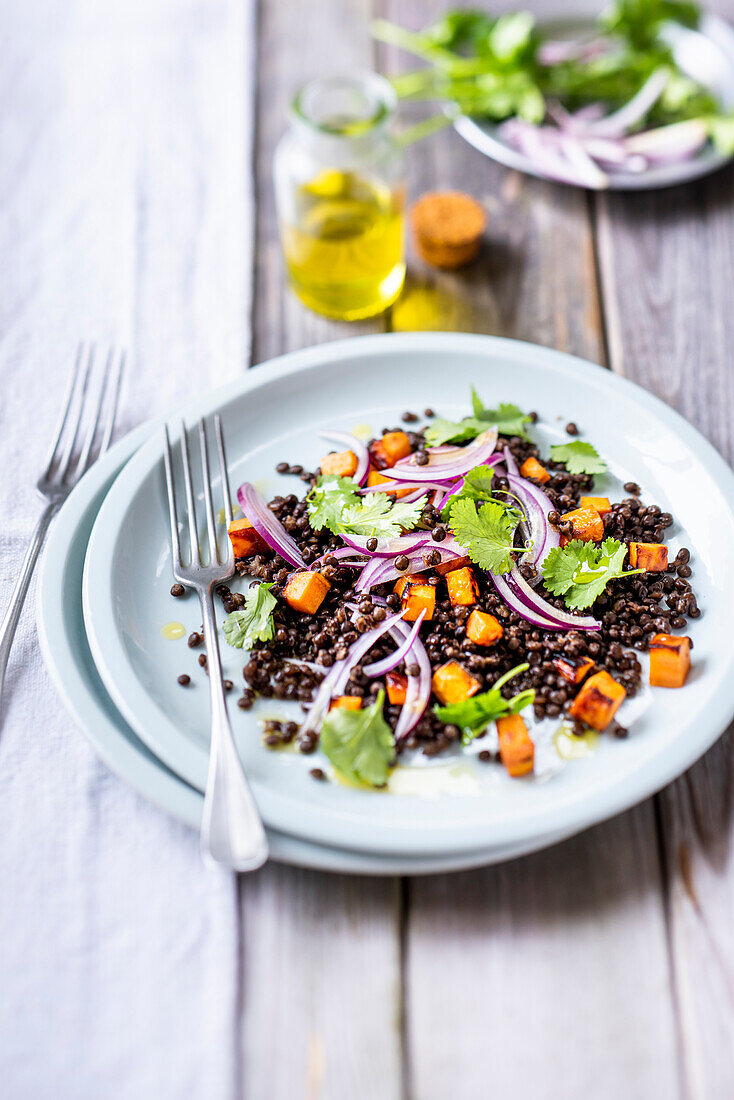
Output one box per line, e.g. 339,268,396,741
0,0,254,1095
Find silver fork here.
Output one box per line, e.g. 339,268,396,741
0,343,125,713
163,418,268,872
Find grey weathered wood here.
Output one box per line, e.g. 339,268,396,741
595,162,734,1100
251,0,387,363
241,3,402,1098
376,3,682,1097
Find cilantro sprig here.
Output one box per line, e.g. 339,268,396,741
541,538,641,610
424,389,533,447
448,496,528,575
307,475,422,538
439,463,496,520
549,441,607,476
320,689,395,788
435,663,534,744
222,582,277,649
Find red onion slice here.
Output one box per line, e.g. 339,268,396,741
317,429,369,486
492,566,601,632
580,68,670,139
332,611,407,695
386,428,499,483
362,611,426,677
360,600,432,739
360,480,448,494
299,610,405,736
356,544,462,592
500,119,611,189
623,118,708,164
340,532,430,557
392,622,432,742
237,482,306,569
505,472,560,569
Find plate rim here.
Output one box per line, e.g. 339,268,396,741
36,395,574,875
454,12,734,192
82,330,734,855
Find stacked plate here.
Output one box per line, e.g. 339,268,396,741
38,333,734,874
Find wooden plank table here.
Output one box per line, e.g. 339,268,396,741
244,3,734,1097
4,0,733,1095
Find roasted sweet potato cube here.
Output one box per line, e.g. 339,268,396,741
465,609,503,647
649,633,691,688
435,555,472,576
431,660,481,705
569,670,626,731
394,572,427,597
552,656,595,685
497,715,534,778
629,542,668,573
369,430,413,469
321,449,358,478
562,507,605,543
579,496,611,515
446,566,479,607
228,517,267,558
329,695,362,711
386,671,408,705
366,468,414,499
520,456,550,484
283,570,331,615
401,582,436,622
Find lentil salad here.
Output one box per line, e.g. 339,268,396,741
176,390,697,788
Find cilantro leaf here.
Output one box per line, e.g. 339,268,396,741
707,113,734,155
320,689,395,788
339,494,423,538
307,475,421,537
471,389,532,440
549,441,607,476
424,417,483,447
424,392,532,446
542,538,640,610
448,497,525,575
435,663,533,744
222,582,277,649
439,464,496,521
307,475,361,532
458,464,496,501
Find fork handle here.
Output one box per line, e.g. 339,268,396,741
0,502,58,712
198,588,268,872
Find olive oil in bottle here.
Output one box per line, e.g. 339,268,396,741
274,74,406,321
282,169,405,320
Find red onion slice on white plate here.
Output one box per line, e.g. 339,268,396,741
578,67,670,139
340,532,430,557
385,428,499,483
317,429,370,486
237,482,306,569
362,611,426,677
623,118,708,164
299,610,406,736
493,566,601,632
392,621,432,743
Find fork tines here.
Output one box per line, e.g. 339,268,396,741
163,416,235,574
43,342,126,488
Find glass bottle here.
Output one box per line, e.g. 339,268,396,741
273,72,406,321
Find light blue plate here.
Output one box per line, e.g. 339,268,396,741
81,333,734,858
37,404,572,874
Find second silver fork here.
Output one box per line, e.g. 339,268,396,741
163,418,268,872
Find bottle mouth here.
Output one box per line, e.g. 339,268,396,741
292,72,397,137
